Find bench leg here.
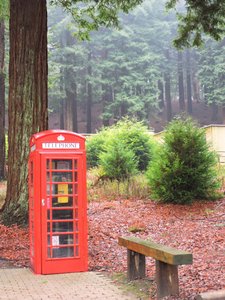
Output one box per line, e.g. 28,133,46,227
127,250,146,280
156,260,179,299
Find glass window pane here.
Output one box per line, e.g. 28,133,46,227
52,172,72,182
52,210,73,220
47,247,51,258
52,247,74,258
48,234,73,246
74,172,78,182
52,196,73,207
52,184,73,195
75,233,79,245
46,184,51,195
52,160,72,170
52,222,73,232
47,172,50,182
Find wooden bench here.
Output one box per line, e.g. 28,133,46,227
118,236,193,299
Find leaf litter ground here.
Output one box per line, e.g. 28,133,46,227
0,197,224,299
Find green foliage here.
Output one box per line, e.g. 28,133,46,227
166,0,225,48
110,118,155,171
197,38,225,107
48,0,177,123
0,0,9,20
146,117,220,204
86,129,108,168
86,118,155,172
99,138,137,181
50,0,144,40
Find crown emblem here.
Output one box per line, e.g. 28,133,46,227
57,135,65,141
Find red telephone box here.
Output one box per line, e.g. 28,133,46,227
28,130,88,274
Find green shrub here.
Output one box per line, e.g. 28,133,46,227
86,118,155,172
111,118,155,171
146,117,220,204
99,138,138,181
86,129,108,168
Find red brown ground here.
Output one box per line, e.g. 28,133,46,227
0,198,225,299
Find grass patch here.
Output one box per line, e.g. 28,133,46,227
87,169,150,202
110,272,155,300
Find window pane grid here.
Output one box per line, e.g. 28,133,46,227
46,158,80,259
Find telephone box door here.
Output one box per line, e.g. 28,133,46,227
41,154,87,274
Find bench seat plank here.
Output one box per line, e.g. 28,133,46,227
118,236,193,265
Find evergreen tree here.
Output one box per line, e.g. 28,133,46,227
147,117,219,204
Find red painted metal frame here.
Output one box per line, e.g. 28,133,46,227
28,130,88,274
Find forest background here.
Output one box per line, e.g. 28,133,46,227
3,0,225,135
46,0,225,133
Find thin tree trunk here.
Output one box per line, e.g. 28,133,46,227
164,72,172,122
72,82,78,132
186,49,192,114
211,102,218,123
158,79,164,109
121,101,128,117
59,64,65,129
164,49,172,122
101,49,111,127
177,51,185,111
2,0,48,225
86,51,92,133
65,86,74,131
0,20,5,180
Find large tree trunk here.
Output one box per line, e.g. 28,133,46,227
177,51,185,111
2,0,48,225
0,20,5,180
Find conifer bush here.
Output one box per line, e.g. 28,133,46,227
146,117,220,204
99,138,138,181
86,129,108,168
86,118,155,172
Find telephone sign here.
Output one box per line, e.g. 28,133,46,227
28,130,88,274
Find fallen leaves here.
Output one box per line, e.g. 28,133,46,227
0,197,224,299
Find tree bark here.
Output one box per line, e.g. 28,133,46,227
177,51,185,111
164,49,172,122
72,82,78,132
211,102,219,123
59,67,65,129
2,0,48,225
158,79,164,109
0,20,5,180
164,72,172,122
86,51,92,133
186,49,192,114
